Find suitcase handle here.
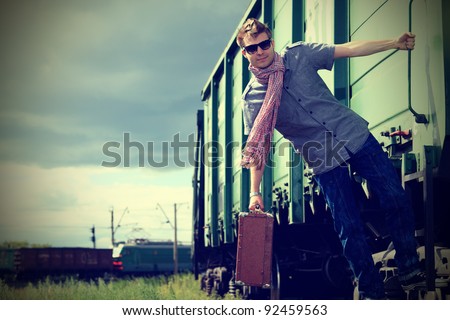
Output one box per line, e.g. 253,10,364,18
249,207,274,218
250,205,263,214
240,206,274,217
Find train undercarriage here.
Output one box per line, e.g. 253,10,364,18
193,136,450,299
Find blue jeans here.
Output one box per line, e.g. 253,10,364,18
314,134,420,299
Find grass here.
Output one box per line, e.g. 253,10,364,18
0,273,238,300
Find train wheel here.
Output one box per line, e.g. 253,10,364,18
270,255,281,299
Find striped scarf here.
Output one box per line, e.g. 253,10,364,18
241,52,285,169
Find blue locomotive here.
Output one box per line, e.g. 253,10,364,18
112,239,192,276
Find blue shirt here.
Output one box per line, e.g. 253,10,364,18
242,41,370,175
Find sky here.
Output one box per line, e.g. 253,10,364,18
0,0,252,248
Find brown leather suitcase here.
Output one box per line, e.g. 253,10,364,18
235,211,274,288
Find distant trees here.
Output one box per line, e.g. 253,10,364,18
0,241,51,248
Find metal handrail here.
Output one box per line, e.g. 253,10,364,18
408,0,428,123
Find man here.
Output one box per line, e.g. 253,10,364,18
237,18,438,299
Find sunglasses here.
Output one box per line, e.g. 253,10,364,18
243,38,272,55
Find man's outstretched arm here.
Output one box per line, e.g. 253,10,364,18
334,32,415,58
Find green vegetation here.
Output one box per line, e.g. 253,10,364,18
0,241,51,249
0,273,239,300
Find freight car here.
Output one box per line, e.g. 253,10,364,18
0,247,113,282
112,239,192,276
0,248,15,280
192,0,450,299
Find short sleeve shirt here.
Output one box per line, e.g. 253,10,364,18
242,41,370,175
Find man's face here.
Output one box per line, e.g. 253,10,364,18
242,32,275,69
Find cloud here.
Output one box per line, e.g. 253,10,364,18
0,0,250,169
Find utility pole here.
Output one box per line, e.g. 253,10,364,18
110,207,115,247
110,207,129,247
157,202,185,275
173,203,178,275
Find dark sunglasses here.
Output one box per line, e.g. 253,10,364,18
243,38,272,54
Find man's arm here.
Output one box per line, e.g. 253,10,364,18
334,32,415,59
249,165,265,211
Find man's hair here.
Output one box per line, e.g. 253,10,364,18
236,18,272,48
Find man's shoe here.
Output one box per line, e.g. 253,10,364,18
401,272,448,291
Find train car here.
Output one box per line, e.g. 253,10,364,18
112,239,192,275
192,0,449,299
13,247,112,280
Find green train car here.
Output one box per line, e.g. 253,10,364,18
192,0,449,299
